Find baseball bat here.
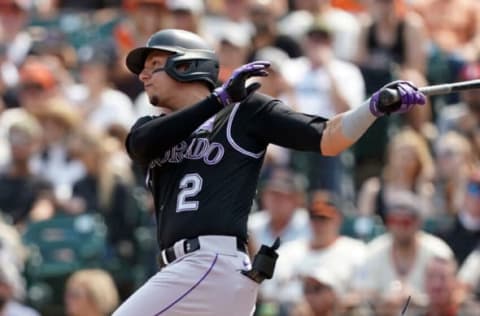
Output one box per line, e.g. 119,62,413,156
379,79,480,107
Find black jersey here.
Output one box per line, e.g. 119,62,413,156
126,93,327,249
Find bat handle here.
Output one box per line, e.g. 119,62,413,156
378,88,400,107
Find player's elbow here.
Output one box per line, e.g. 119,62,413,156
320,119,353,156
320,142,344,156
126,130,150,162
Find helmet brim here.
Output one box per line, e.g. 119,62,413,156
126,46,181,75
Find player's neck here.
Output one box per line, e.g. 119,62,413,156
168,84,211,111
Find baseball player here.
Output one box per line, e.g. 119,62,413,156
112,29,426,316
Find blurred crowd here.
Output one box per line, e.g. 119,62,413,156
1,0,480,315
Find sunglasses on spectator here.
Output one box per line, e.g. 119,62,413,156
386,214,417,228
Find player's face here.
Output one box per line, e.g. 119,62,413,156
139,51,177,108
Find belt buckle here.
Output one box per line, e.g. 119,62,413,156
184,237,200,253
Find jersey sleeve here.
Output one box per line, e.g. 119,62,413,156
125,115,157,164
125,95,223,165
239,94,328,152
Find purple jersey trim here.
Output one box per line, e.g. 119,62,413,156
153,254,219,315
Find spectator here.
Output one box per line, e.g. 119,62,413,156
0,0,32,66
261,190,366,313
0,257,39,316
355,0,431,131
357,190,454,314
65,129,138,297
288,20,365,193
432,131,476,217
29,98,85,202
0,110,54,226
64,269,119,316
165,0,206,36
442,169,480,265
283,0,361,61
0,217,27,271
357,128,435,222
356,0,427,79
112,0,172,100
75,44,135,137
290,265,346,316
436,61,480,158
215,21,251,83
247,0,303,59
412,0,480,85
248,166,310,250
422,256,479,316
17,58,61,117
458,246,480,303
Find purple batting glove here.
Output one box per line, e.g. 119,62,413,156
213,60,270,107
369,80,426,117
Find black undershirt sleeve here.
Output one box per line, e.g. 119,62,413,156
247,98,328,152
126,95,223,165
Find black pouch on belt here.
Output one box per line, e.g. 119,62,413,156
242,237,280,284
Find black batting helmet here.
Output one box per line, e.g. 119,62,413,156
126,29,219,90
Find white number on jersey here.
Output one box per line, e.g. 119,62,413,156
176,173,203,212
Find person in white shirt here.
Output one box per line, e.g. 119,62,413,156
357,190,454,314
248,166,311,250
286,20,365,193
75,45,135,134
260,190,366,313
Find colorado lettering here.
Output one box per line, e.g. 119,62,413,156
150,138,224,168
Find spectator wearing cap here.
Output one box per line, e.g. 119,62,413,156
441,169,480,265
357,190,454,314
166,0,206,36
286,19,364,193
17,58,60,116
260,190,366,313
29,98,85,202
291,265,346,316
249,166,310,249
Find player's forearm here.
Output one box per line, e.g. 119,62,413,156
127,95,222,162
320,100,376,156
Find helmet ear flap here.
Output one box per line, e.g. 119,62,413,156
164,53,219,91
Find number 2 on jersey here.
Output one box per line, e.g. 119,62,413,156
176,173,203,212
